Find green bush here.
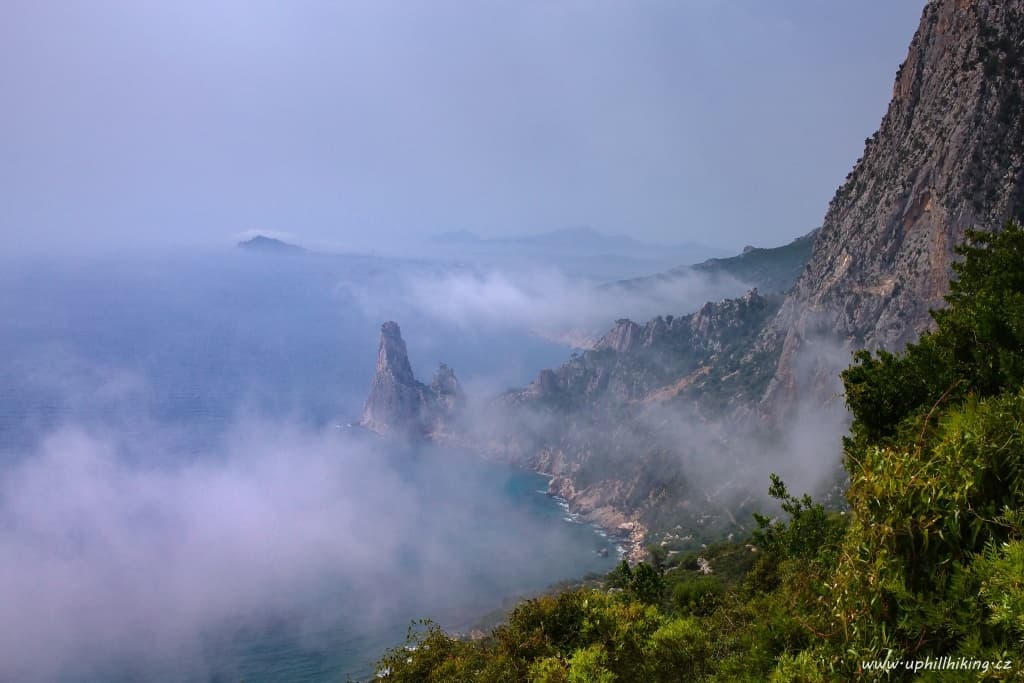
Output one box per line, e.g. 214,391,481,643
671,576,723,616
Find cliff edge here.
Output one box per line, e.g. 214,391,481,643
761,0,1024,416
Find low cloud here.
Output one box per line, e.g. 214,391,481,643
0,424,399,680
394,267,750,347
0,418,602,681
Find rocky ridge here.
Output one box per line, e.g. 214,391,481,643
513,289,779,412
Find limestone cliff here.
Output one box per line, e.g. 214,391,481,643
762,0,1024,414
359,322,463,437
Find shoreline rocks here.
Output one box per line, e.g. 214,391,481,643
547,475,648,564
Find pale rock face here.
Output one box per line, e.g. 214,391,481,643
595,320,643,354
376,321,416,384
359,322,463,437
761,0,1024,417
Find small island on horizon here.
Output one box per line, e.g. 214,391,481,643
237,234,307,254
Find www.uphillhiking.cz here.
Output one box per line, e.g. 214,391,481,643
861,656,1014,674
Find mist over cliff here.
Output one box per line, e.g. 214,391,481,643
358,0,1024,562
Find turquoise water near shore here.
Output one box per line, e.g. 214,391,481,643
0,252,616,681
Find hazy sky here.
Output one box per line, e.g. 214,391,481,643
1,0,925,254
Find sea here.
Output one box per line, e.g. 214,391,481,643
0,249,617,682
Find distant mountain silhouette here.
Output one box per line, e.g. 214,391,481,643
422,227,728,280
609,229,818,296
429,226,720,256
237,235,307,254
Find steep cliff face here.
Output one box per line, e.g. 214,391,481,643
762,0,1024,411
360,322,464,437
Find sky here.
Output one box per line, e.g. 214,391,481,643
1,0,925,255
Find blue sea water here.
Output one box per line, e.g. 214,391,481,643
0,250,616,682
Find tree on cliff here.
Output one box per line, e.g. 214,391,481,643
842,220,1024,445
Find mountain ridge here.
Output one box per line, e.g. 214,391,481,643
429,226,726,256
608,229,817,298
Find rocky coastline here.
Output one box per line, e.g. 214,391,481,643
544,473,648,564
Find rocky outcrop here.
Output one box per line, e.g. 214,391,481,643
547,475,648,563
761,0,1024,415
595,319,643,354
515,289,779,410
359,322,463,437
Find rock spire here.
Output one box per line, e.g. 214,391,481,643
359,322,463,437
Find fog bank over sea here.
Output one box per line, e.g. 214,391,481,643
0,247,640,681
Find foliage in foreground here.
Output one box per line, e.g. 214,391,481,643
373,222,1024,681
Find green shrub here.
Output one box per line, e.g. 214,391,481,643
672,576,723,616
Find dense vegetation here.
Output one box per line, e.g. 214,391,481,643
372,222,1024,681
